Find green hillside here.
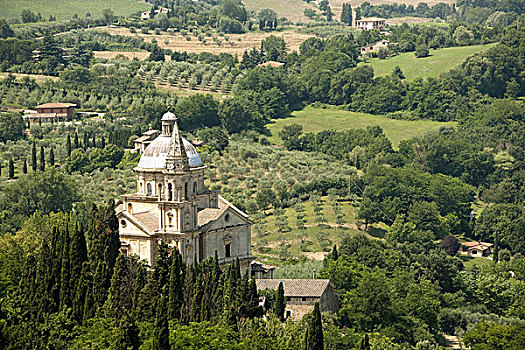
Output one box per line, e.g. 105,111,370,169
366,43,497,80
2,0,150,21
268,106,455,148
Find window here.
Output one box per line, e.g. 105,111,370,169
193,182,197,196
302,297,307,302
286,310,292,318
168,213,173,226
120,220,127,228
184,183,188,199
147,183,152,196
127,203,132,214
225,214,230,222
225,243,231,258
167,183,173,201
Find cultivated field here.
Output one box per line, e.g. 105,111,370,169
1,0,149,21
366,43,497,80
242,0,319,23
0,72,59,83
268,106,455,148
97,27,313,56
93,50,151,60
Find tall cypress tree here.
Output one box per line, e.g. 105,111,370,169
359,334,370,350
190,274,203,322
106,254,128,319
101,136,106,149
8,158,14,179
274,281,285,321
74,131,79,149
167,248,184,321
39,145,45,171
83,132,89,149
66,134,72,156
73,261,90,323
305,302,323,350
59,226,71,311
31,142,37,171
152,294,169,350
70,223,88,292
23,159,27,174
49,147,55,166
117,312,140,350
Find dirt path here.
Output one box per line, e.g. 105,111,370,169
443,335,463,349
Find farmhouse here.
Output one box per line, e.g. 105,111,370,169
356,17,386,31
255,279,339,320
134,129,161,153
24,102,77,123
460,241,493,257
116,112,254,273
140,7,169,20
361,39,390,56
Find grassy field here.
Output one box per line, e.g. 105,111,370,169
1,0,150,21
97,27,313,56
367,43,496,80
268,106,455,148
242,0,318,23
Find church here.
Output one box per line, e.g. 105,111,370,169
116,112,254,273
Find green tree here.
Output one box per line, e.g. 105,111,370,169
305,302,324,350
175,93,220,130
0,19,14,38
39,146,45,171
153,295,170,350
49,147,55,167
0,112,24,142
149,45,165,62
273,281,285,321
8,158,14,179
22,159,27,174
116,313,140,350
31,142,37,171
341,3,353,25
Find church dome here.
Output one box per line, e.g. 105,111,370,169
137,135,203,169
161,111,176,121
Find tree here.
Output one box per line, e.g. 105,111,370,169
102,9,115,23
218,97,265,134
0,19,14,38
149,45,165,62
31,142,37,171
273,281,285,321
153,295,169,350
66,134,72,156
116,313,140,350
74,132,79,149
197,127,229,153
305,302,324,350
341,3,353,25
39,146,45,171
8,158,14,179
392,65,405,79
22,159,27,174
415,45,429,58
0,112,24,142
440,235,460,256
175,93,220,130
506,78,520,99
49,147,55,167
279,123,303,150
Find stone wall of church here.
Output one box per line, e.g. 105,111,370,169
203,224,251,261
124,237,153,265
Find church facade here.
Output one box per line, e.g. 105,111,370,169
116,112,254,273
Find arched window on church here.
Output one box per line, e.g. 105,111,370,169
147,183,152,196
168,183,173,201
193,182,197,196
158,183,162,198
127,203,133,214
184,183,188,200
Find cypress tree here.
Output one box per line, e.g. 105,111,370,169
117,312,140,350
0,162,2,177
74,131,79,149
331,245,339,261
92,261,108,315
167,248,184,321
101,136,106,148
83,132,89,149
106,254,128,319
8,158,14,179
23,159,27,174
39,145,45,171
49,147,55,166
274,281,285,321
190,274,203,322
247,278,261,318
73,261,90,323
70,223,88,292
305,302,323,350
92,134,96,148
59,226,71,311
152,294,170,350
31,142,37,171
66,134,72,156
359,334,370,350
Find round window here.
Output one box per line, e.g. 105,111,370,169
120,220,127,228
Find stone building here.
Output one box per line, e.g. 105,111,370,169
116,112,254,273
361,39,390,56
255,279,339,321
355,17,386,31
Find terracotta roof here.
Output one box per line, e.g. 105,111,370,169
357,17,386,22
134,135,152,143
463,241,493,248
198,208,226,226
132,211,159,232
255,279,331,298
36,103,77,108
258,61,285,68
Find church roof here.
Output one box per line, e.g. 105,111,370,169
198,208,226,226
137,135,203,169
255,279,331,298
132,211,159,233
